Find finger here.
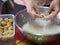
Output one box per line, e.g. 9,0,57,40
34,14,44,18
32,4,40,14
29,10,43,18
28,8,39,18
27,5,43,18
46,6,53,13
50,5,59,18
29,12,43,18
46,5,59,20
46,2,54,13
47,10,59,20
33,7,39,14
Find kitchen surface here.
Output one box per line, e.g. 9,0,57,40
0,0,60,45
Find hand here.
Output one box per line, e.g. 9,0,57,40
23,0,46,18
46,0,60,19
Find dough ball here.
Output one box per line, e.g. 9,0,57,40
1,21,6,25
8,26,13,30
6,22,12,27
0,22,1,25
0,18,3,22
8,30,13,35
4,26,8,28
0,26,3,29
3,31,8,35
0,29,3,35
4,28,8,31
9,19,13,23
4,18,9,22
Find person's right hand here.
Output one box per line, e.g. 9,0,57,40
46,0,60,20
23,0,46,18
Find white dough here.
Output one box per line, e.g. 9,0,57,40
22,18,60,35
35,18,51,27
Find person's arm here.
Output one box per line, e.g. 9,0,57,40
14,0,25,5
22,0,47,6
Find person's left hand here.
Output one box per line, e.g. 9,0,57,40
46,0,60,19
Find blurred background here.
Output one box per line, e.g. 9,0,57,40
0,0,3,14
0,0,25,14
0,0,14,14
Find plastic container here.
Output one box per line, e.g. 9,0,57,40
0,14,15,45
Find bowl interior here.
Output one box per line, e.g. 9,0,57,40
15,6,60,36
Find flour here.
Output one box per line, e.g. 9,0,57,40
35,18,52,27
22,18,60,35
22,12,60,35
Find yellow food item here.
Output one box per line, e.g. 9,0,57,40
0,22,1,25
4,28,8,31
8,30,13,35
44,12,49,16
8,26,13,30
1,21,6,25
6,22,12,27
0,18,3,22
0,18,13,36
3,31,8,35
4,18,9,22
16,40,29,45
18,42,28,45
16,40,21,44
4,26,9,28
9,19,13,23
0,29,3,35
0,26,3,29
